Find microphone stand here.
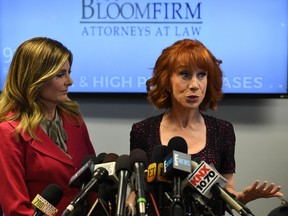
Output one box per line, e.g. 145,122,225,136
183,188,215,216
190,194,215,216
168,176,185,216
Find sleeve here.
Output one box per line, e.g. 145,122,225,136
219,120,236,174
130,121,146,151
130,115,162,163
0,124,34,215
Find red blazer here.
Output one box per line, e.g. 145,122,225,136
0,113,96,215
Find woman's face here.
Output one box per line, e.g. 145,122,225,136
39,60,72,108
170,66,207,110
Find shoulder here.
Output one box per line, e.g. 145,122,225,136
61,112,85,127
0,120,15,131
0,112,18,129
0,113,19,133
132,113,163,128
202,113,234,132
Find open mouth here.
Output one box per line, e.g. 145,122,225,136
187,95,198,99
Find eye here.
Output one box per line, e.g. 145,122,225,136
179,70,192,79
56,72,65,78
197,71,207,79
56,70,71,78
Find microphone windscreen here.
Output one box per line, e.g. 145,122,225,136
115,154,131,174
96,152,107,163
151,145,167,163
129,148,148,168
41,184,63,206
93,155,104,165
103,153,119,163
167,136,188,153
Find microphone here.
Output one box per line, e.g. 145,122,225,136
187,158,252,216
182,178,215,216
68,155,96,189
147,145,171,184
66,155,101,216
62,167,109,216
102,153,119,163
115,154,132,216
93,153,119,185
94,153,120,215
31,183,63,216
268,203,288,216
163,136,191,178
146,145,172,214
129,148,148,216
97,152,108,163
163,136,190,216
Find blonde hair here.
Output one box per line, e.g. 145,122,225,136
0,37,81,140
146,39,223,111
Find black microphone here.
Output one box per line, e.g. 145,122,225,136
86,152,119,216
164,136,191,179
62,167,109,216
186,158,252,216
129,148,148,216
94,153,120,215
268,203,288,216
182,180,215,216
164,136,191,216
93,153,119,186
97,152,108,163
146,145,172,215
31,184,63,216
68,155,97,189
115,154,132,216
66,155,101,216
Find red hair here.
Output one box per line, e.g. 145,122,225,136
146,39,223,111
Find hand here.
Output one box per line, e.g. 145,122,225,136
126,191,136,215
238,180,284,204
125,201,136,216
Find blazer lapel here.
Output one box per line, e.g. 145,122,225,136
9,120,74,166
31,127,74,166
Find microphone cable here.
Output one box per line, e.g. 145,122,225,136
148,192,160,216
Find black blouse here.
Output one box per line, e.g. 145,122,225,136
130,113,236,174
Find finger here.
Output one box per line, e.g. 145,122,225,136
269,186,282,195
264,183,276,193
126,202,133,215
251,180,260,189
256,181,268,191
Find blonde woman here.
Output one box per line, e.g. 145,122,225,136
0,37,96,215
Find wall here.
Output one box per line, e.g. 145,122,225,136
73,95,288,216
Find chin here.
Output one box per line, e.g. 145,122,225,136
57,96,69,103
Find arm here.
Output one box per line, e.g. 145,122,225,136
0,123,34,215
218,120,283,204
222,173,283,204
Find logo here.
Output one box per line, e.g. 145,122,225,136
187,161,226,198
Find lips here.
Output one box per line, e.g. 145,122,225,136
187,95,198,99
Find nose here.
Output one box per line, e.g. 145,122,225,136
65,75,73,86
189,77,199,91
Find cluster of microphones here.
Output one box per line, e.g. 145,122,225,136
31,136,255,216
